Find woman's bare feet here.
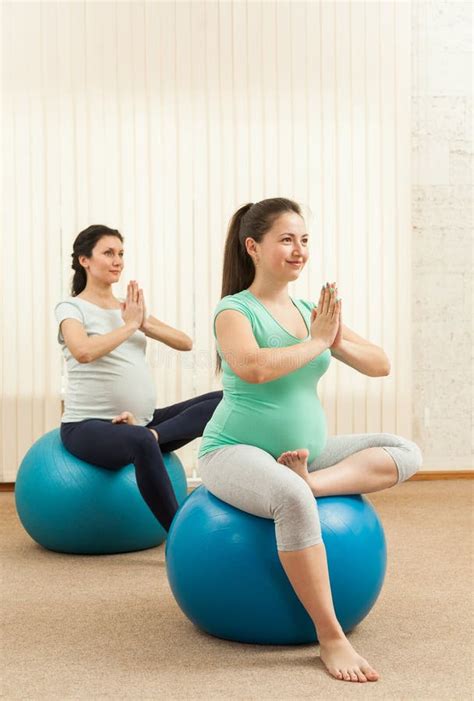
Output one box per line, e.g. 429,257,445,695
319,634,379,683
111,411,138,425
277,448,310,483
111,412,159,442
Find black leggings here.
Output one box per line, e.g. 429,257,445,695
60,390,223,532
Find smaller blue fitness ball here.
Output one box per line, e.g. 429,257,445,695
15,428,188,555
166,486,387,645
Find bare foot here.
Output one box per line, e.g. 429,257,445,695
111,411,138,425
148,428,159,442
111,412,159,442
277,448,310,482
319,635,379,683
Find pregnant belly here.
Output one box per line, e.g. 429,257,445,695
79,363,156,425
221,396,328,464
108,374,156,423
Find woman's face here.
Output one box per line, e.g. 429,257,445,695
246,212,309,281
80,235,124,285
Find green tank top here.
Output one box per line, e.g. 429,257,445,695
198,289,331,463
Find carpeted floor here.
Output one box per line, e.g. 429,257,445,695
2,480,473,700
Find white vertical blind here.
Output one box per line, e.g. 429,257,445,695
1,0,412,481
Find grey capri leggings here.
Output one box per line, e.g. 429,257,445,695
198,433,423,552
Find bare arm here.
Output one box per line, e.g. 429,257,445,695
216,286,340,384
215,310,328,384
141,315,193,351
329,323,390,376
60,318,140,364
60,281,145,364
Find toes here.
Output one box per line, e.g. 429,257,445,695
348,671,358,682
362,666,379,681
342,672,351,681
331,669,343,680
354,668,367,683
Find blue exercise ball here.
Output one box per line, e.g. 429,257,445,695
166,485,386,645
15,428,188,555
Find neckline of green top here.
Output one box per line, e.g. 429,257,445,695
243,289,310,341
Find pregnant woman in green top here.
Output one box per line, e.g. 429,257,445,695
198,197,422,683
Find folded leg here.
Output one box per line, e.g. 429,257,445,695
308,432,423,483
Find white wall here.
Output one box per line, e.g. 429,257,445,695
411,0,473,471
3,0,454,481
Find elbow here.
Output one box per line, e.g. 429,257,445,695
76,349,93,364
377,350,391,376
247,366,265,384
247,358,272,384
228,364,261,384
378,362,391,377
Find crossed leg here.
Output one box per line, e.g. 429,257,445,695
277,432,423,497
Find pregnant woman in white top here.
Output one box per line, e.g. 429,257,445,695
55,225,222,531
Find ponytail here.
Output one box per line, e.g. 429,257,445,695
220,203,255,299
71,263,87,297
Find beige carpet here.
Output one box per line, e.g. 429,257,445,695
1,481,473,700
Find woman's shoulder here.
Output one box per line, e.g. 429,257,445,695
54,296,85,316
214,290,255,317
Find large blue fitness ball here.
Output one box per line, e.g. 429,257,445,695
15,428,188,555
166,486,387,645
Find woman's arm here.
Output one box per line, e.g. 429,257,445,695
216,310,328,384
141,315,193,351
60,283,145,363
60,318,140,364
330,324,390,377
216,285,340,383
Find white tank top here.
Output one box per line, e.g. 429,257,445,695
54,297,156,425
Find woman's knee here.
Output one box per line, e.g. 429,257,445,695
383,435,423,482
272,476,322,550
129,426,159,458
404,438,423,477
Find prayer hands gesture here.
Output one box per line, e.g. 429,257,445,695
310,282,343,350
120,280,146,330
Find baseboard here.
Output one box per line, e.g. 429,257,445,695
2,470,473,494
408,470,473,481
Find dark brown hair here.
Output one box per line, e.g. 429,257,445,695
216,197,303,373
70,225,123,296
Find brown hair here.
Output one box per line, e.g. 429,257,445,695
70,225,123,296
216,197,303,373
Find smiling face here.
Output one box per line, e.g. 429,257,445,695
79,235,124,285
245,212,309,281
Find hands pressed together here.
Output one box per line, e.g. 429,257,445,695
310,281,343,350
120,280,148,332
